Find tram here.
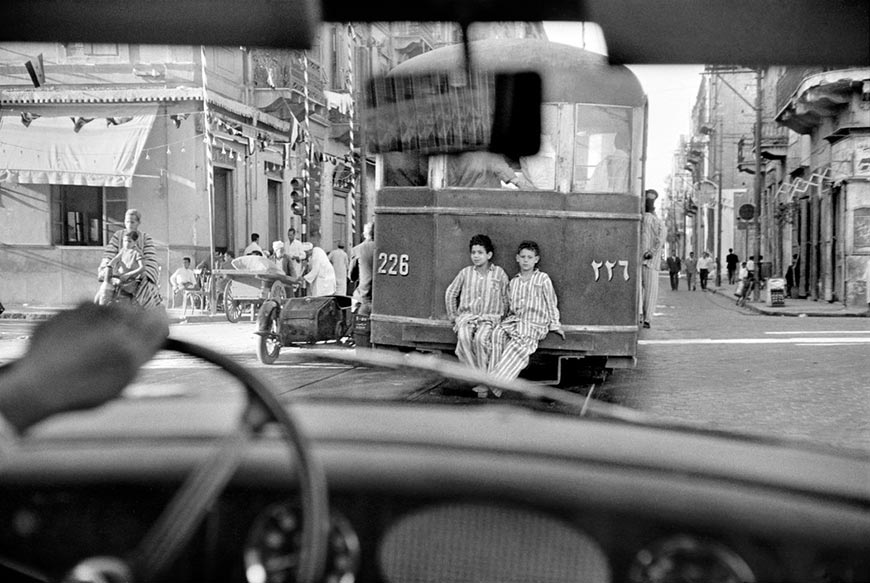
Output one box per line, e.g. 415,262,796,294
366,38,648,383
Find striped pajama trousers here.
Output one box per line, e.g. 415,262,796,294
488,321,545,384
455,318,496,370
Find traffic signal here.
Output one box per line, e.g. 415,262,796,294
289,177,304,216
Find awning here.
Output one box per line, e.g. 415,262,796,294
0,105,156,187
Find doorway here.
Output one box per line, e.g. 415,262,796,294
213,167,234,253
267,179,283,248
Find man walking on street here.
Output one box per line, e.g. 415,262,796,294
698,251,714,290
684,251,697,291
726,248,739,285
666,253,681,291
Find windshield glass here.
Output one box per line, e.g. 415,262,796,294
0,19,868,460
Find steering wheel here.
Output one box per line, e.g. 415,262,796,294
64,338,330,583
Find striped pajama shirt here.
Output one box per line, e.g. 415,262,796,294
489,270,562,384
445,264,509,370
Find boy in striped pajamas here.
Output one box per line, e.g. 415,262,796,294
487,240,564,397
445,234,509,372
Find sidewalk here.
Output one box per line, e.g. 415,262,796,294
708,284,869,317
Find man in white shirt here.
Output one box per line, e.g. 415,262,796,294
286,228,306,295
169,257,197,307
697,251,714,291
328,244,350,295
243,233,264,256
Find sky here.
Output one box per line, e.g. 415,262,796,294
542,22,704,195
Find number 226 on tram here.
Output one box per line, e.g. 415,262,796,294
365,38,648,383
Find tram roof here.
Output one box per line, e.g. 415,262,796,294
389,38,645,107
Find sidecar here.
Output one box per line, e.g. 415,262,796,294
255,295,353,364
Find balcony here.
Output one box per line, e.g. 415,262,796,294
775,68,870,136
737,132,789,174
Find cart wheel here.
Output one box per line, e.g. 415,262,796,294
223,284,242,323
270,280,287,302
257,308,282,364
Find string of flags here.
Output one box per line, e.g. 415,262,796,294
12,103,354,169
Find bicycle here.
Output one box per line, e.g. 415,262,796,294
735,275,764,307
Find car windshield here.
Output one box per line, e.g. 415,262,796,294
0,16,868,461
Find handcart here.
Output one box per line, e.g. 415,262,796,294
255,294,353,364
213,256,298,323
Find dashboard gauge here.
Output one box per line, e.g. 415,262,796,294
244,502,359,583
628,535,755,583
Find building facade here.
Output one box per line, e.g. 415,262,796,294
0,22,548,306
776,67,870,305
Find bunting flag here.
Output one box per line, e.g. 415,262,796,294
106,117,134,126
20,112,40,127
71,117,94,133
170,113,189,128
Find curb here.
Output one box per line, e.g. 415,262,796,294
0,308,234,324
709,288,869,318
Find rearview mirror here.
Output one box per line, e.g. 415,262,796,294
364,71,542,158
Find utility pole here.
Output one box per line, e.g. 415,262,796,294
715,117,723,287
752,68,763,302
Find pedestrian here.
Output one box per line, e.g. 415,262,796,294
244,233,264,257
328,244,350,296
683,251,698,291
640,189,665,329
726,248,739,285
485,240,565,397
785,253,798,297
100,209,162,308
302,243,336,297
445,234,509,371
735,261,751,306
272,241,293,276
697,251,714,290
350,222,376,346
286,228,306,296
666,253,681,291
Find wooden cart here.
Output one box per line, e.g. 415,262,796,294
213,256,298,323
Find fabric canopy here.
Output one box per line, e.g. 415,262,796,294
0,106,156,187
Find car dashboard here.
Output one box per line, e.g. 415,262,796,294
1,399,868,583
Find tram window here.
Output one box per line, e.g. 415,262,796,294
572,105,632,193
446,151,524,188
518,104,557,190
382,151,429,187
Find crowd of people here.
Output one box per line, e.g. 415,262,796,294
97,208,371,313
